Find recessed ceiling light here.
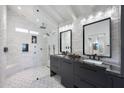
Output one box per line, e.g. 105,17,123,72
17,6,22,10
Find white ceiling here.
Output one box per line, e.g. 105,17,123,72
7,5,113,30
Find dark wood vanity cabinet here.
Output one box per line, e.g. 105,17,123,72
107,75,124,88
50,56,110,88
50,55,73,87
50,55,61,76
73,62,111,88
50,55,124,88
113,77,124,88
61,59,73,88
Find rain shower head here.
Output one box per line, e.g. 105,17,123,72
40,23,46,29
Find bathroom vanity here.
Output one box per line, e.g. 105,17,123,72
50,6,124,88
50,55,124,88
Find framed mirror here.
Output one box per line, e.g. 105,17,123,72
83,18,111,58
60,30,72,53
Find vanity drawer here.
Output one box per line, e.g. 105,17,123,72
74,62,109,87
81,65,108,87
61,60,73,81
73,62,81,75
74,76,96,88
61,78,73,88
111,76,124,88
50,56,61,74
61,59,73,88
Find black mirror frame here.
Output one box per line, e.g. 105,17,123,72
60,29,72,53
83,17,112,58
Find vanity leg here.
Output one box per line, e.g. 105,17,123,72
50,70,56,77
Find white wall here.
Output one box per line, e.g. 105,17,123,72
0,5,7,87
6,7,48,77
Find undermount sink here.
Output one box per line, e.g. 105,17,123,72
55,54,65,57
83,59,103,65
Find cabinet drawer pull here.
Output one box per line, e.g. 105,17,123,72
64,61,72,64
80,66,97,72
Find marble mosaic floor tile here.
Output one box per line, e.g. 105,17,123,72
4,66,64,88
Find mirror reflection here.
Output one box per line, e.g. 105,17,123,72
60,30,72,53
83,18,111,57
